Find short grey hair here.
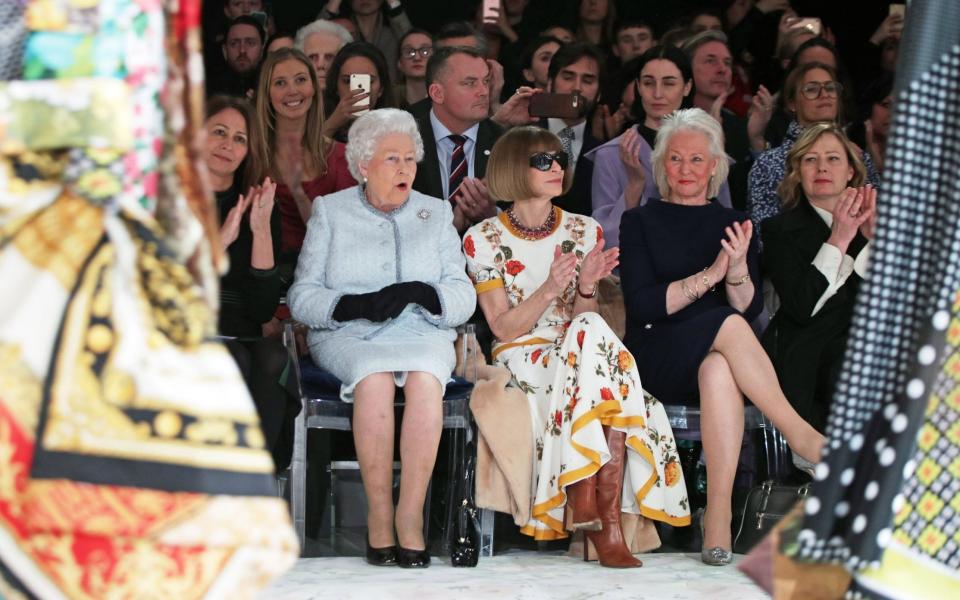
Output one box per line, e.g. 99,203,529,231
345,108,425,181
295,19,353,51
651,108,729,200
681,29,729,61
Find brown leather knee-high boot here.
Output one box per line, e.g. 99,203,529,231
585,427,642,568
564,475,601,531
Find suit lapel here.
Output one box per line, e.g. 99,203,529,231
412,105,444,200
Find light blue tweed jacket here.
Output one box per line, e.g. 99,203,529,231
288,186,476,399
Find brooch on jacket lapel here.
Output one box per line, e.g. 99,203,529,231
417,209,431,220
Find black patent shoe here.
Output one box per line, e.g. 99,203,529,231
365,537,398,566
396,545,430,568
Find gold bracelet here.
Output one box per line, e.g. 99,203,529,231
701,268,715,293
725,273,751,286
681,278,697,301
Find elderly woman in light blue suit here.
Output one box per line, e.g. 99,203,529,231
288,108,475,568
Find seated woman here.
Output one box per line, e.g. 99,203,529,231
762,123,874,433
464,126,690,569
288,108,476,568
205,95,298,471
323,41,396,143
254,47,355,279
587,45,733,249
748,61,879,240
619,108,825,566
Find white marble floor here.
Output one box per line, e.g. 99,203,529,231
261,551,767,600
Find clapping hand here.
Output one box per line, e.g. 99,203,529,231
747,85,774,151
220,190,252,251
579,244,619,291
618,127,645,185
454,178,497,223
720,220,753,270
828,186,874,253
546,245,578,297
249,177,277,238
857,184,878,240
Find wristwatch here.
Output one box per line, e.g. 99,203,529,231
577,284,598,299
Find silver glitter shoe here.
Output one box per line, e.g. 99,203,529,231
698,508,732,566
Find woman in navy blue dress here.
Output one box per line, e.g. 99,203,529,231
619,108,825,565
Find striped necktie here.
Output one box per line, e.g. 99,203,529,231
448,134,467,201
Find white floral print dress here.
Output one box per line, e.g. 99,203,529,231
463,208,691,540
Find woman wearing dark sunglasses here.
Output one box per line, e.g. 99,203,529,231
463,126,691,568
748,61,879,240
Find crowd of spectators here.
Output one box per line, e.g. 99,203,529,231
200,0,906,568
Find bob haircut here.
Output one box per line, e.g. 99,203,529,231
651,108,728,200
486,126,573,202
205,95,265,190
254,47,330,179
345,108,425,182
778,122,866,211
782,61,844,125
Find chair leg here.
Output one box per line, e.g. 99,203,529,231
290,404,308,554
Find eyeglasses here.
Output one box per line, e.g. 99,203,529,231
402,46,433,59
800,81,842,100
529,151,568,171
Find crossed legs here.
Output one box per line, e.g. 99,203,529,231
697,315,826,550
352,372,443,550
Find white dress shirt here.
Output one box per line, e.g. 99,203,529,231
810,204,871,316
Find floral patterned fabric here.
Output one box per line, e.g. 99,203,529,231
463,209,691,540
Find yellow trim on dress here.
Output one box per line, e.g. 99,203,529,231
857,540,960,598
490,337,553,361
474,278,504,294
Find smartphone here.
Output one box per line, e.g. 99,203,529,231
481,0,499,32
889,4,905,18
250,10,268,28
349,73,371,116
528,93,584,120
791,17,822,36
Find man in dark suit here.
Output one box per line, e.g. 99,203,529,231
411,46,504,232
682,30,773,211
538,43,605,216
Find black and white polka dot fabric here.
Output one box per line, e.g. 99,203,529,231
789,0,960,586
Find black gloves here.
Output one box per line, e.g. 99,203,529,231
332,281,441,323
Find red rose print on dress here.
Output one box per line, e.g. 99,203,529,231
505,260,525,276
530,349,543,363
554,410,563,428
463,235,475,258
600,387,615,401
576,330,585,349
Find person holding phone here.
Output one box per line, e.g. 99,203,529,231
464,125,690,567
535,43,604,217
323,41,396,142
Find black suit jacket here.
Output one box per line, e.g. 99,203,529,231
721,108,752,212
760,201,867,431
408,98,504,200
540,119,602,217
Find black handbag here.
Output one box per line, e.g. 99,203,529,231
450,445,481,567
733,480,809,554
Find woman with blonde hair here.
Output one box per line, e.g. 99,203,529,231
464,125,690,568
619,108,825,565
254,47,355,276
763,123,874,432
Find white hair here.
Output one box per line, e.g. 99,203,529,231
294,19,352,51
651,108,729,200
345,109,425,181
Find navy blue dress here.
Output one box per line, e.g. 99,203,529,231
620,199,763,406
